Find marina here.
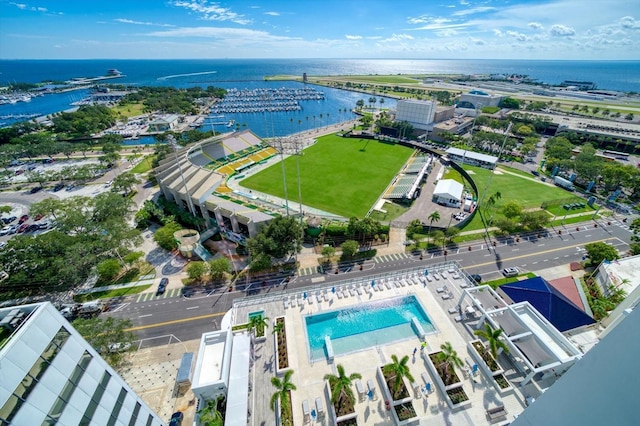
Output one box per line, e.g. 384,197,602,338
210,87,325,114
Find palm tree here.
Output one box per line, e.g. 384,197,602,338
436,342,463,384
383,354,415,397
272,320,284,336
324,364,362,414
247,314,269,339
427,211,440,249
474,322,509,359
198,399,223,426
270,369,297,419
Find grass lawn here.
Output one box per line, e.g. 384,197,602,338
111,102,145,119
445,165,588,231
130,155,156,174
369,201,409,222
241,135,413,217
73,285,152,302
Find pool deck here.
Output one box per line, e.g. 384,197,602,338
233,264,532,425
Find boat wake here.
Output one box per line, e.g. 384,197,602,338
157,70,217,81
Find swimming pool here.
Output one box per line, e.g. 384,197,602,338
304,295,436,361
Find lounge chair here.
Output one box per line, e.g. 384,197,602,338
442,293,453,300
316,292,322,303
336,289,343,299
283,297,289,309
355,379,365,401
323,291,330,302
315,397,324,418
426,275,433,282
454,315,463,322
308,294,314,305
448,307,459,314
436,286,445,293
433,274,440,281
355,285,362,296
385,281,392,290
302,400,310,419
367,379,377,400
440,271,447,279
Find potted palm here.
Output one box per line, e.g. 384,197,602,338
273,317,290,374
424,342,471,410
469,323,513,394
324,364,360,424
270,370,296,426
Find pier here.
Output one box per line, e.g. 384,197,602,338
210,87,325,114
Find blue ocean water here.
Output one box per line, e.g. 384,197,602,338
1,59,639,132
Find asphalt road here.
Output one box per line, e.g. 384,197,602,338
104,218,632,346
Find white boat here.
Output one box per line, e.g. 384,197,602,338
226,119,235,128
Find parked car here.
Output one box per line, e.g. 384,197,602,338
502,267,519,277
34,213,45,221
0,226,11,236
156,277,168,295
29,186,42,194
0,241,6,250
26,224,40,233
38,221,51,230
65,184,76,191
17,223,29,233
8,224,19,234
531,170,540,176
53,183,65,192
169,412,184,426
1,216,17,224
470,274,483,284
18,215,29,224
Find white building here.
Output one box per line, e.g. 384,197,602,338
457,90,504,113
432,179,464,207
445,147,499,169
0,302,164,426
592,255,640,330
394,99,437,131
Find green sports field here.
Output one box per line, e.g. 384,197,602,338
240,135,413,218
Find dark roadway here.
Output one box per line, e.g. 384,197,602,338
104,219,632,347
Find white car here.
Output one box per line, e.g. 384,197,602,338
0,226,11,236
502,267,519,277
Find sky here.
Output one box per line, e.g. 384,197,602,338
0,0,639,60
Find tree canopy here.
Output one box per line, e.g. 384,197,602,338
73,316,135,368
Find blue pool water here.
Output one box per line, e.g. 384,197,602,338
305,295,435,361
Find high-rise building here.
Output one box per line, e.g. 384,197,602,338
0,302,164,426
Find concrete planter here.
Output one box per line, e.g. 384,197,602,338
274,316,291,376
468,340,513,395
423,351,471,410
324,380,358,426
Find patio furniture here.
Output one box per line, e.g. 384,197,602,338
315,397,324,418
283,297,289,309
302,399,310,419
486,405,508,420
426,275,433,282
448,307,459,314
355,285,362,296
440,271,447,279
436,286,446,293
454,315,463,322
442,293,453,300
367,379,377,400
355,379,365,401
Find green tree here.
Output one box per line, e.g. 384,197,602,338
383,354,415,398
321,245,336,262
341,240,359,259
474,322,509,359
112,172,140,195
436,342,464,385
246,216,302,260
97,258,122,281
73,317,135,367
187,261,209,282
324,364,361,414
197,398,223,426
270,369,297,424
427,211,440,248
406,219,423,241
499,97,520,109
208,257,231,281
501,201,523,219
248,314,269,338
122,251,144,270
585,242,619,266
154,221,182,250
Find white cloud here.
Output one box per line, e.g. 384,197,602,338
493,29,504,37
506,30,528,41
385,33,414,42
146,26,300,44
171,1,251,25
528,22,543,30
619,16,640,29
437,29,458,37
345,34,362,40
9,2,27,9
264,11,280,16
470,37,486,45
549,24,575,36
115,18,174,27
451,6,496,17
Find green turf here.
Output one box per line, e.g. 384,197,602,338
240,135,413,217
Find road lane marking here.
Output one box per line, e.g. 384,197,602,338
125,312,225,332
469,237,616,269
138,314,152,318
186,306,199,310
